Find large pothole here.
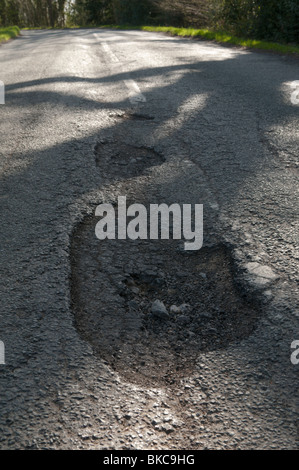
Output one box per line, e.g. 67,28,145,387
71,216,261,387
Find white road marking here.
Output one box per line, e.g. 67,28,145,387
102,42,119,63
123,78,146,104
94,34,146,105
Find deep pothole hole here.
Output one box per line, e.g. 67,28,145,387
71,217,261,387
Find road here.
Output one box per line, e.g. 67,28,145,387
0,28,298,449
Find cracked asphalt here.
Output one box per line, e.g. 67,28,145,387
0,28,298,449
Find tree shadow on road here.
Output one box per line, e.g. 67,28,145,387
1,32,298,397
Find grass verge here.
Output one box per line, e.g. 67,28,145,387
140,26,299,56
0,26,20,44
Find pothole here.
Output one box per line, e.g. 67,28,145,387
109,111,155,121
94,141,165,180
71,216,261,387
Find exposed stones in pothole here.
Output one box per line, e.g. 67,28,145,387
94,141,165,180
71,217,261,387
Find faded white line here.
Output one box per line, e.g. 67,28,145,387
94,34,146,105
123,79,146,104
102,41,119,63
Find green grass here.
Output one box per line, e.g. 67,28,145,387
0,26,20,44
140,26,299,55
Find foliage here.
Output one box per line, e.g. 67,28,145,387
69,1,299,44
69,0,113,25
0,0,298,45
0,0,67,27
216,0,299,43
112,0,153,25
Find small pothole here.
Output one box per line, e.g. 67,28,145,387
109,111,155,121
71,216,261,387
94,141,165,180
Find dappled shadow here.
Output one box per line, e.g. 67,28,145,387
1,30,297,264
4,35,298,205
0,28,298,390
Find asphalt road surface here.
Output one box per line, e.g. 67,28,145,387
0,29,298,449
